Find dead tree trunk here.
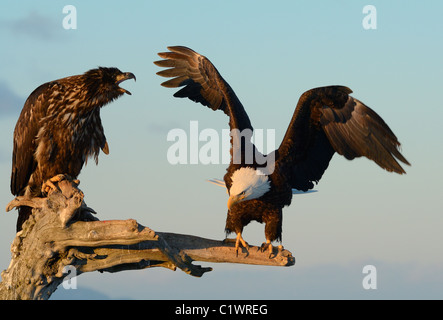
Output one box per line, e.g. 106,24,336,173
0,179,295,300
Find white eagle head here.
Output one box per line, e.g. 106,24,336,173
227,167,271,210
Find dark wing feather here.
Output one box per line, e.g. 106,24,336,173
10,82,51,195
285,130,335,191
155,46,264,191
320,96,409,171
276,86,410,191
154,46,252,132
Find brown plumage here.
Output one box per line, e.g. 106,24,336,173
11,67,135,231
155,46,410,256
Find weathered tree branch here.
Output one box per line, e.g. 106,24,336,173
0,179,295,300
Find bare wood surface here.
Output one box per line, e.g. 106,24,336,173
0,179,295,300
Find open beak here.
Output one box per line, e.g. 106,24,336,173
116,72,136,95
227,194,246,211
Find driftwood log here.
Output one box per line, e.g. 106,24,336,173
0,179,295,300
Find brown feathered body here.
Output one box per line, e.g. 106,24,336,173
11,67,135,231
155,46,410,246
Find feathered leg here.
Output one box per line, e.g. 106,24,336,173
262,209,283,258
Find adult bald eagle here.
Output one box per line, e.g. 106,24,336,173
155,46,410,257
11,67,135,231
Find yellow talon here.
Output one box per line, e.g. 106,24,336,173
235,233,249,257
41,174,69,195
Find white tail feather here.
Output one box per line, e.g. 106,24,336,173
208,178,317,195
292,189,317,194
207,178,226,188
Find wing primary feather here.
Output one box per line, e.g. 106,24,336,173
277,85,409,191
160,75,189,88
156,67,188,78
208,178,227,188
153,59,178,68
154,46,253,133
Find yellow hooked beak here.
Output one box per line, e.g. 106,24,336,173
115,72,136,95
227,194,246,210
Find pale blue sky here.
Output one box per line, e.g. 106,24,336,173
0,0,442,299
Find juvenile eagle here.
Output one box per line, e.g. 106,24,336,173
11,67,135,231
155,46,410,257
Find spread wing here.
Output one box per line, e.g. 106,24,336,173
155,46,267,189
276,86,410,191
154,46,252,133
